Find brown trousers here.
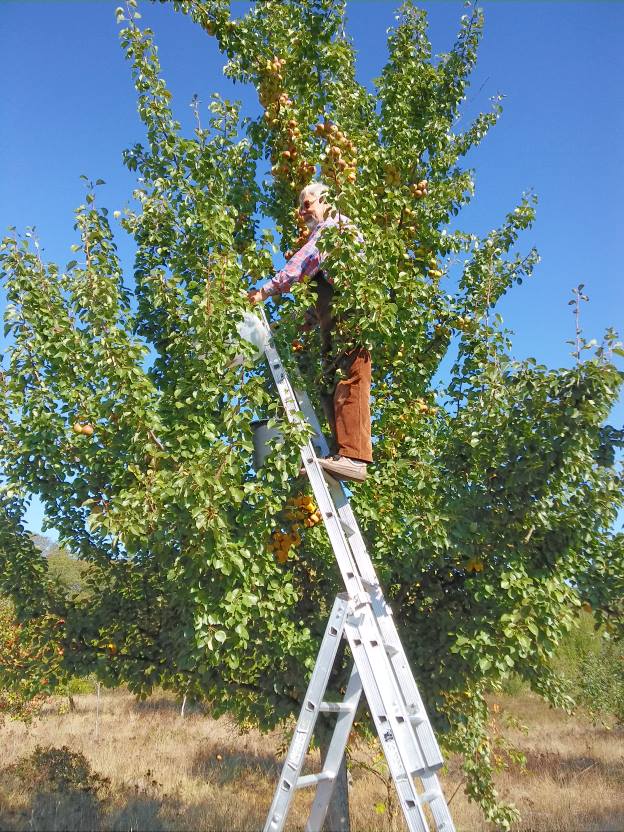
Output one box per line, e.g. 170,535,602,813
314,273,373,464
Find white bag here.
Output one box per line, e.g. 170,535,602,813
229,311,269,367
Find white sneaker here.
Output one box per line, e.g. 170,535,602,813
318,455,368,483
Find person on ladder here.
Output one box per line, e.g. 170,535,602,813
248,181,372,483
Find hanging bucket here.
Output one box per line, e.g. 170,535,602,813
251,419,284,469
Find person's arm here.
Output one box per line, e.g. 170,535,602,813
248,227,323,304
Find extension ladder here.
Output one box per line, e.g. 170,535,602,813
256,309,456,832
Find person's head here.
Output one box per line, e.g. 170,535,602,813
298,182,331,231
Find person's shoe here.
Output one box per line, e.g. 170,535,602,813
318,455,368,483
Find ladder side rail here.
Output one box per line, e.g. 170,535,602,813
373,614,443,768
347,607,455,831
335,513,444,768
264,596,350,832
328,502,444,766
294,390,444,769
259,315,449,802
305,664,363,832
293,387,331,459
258,313,370,606
343,612,432,832
419,772,457,832
345,606,434,777
368,595,443,768
294,389,378,582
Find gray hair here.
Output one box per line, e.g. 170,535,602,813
300,181,330,203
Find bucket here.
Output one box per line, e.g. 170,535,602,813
251,419,284,469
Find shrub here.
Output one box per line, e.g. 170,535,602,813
553,611,624,723
6,746,110,796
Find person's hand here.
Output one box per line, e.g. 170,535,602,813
248,289,264,305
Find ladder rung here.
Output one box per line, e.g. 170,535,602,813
421,789,443,805
296,771,335,789
319,701,356,714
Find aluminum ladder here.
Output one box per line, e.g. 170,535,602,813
257,310,455,832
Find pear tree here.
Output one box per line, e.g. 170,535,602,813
1,1,622,825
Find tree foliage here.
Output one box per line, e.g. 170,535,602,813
1,0,622,824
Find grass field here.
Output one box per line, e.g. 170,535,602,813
0,689,622,832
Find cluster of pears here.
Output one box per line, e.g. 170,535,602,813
414,397,437,416
286,211,313,258
260,56,315,190
268,493,322,564
414,246,442,279
410,179,429,200
258,55,288,110
316,120,357,187
269,116,316,185
377,167,431,236
72,421,94,437
283,215,311,261
455,314,475,333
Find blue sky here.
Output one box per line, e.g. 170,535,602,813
1,1,623,539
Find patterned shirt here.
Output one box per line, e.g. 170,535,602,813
261,214,359,297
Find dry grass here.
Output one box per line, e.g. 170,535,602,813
0,689,622,832
481,693,624,832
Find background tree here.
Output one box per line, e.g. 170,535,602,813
0,0,622,825
0,496,69,719
30,535,90,597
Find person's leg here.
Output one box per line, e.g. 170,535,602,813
315,273,340,453
312,273,372,480
319,390,338,455
333,348,373,463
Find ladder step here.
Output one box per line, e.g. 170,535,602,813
421,789,443,805
296,771,335,789
319,701,356,714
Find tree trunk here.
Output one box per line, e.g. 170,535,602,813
319,728,350,832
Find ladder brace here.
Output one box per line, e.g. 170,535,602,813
296,772,336,790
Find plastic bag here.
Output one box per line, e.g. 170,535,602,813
229,311,269,367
